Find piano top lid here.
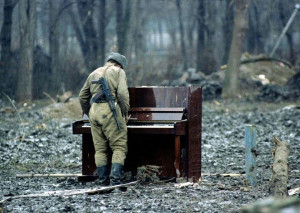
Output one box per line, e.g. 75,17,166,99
128,107,186,122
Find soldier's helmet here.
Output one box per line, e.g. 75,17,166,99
107,52,128,69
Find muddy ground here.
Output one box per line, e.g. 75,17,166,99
0,98,300,212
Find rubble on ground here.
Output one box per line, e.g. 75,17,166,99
1,99,300,212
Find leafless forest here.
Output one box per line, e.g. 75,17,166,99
1,0,300,101
1,1,300,212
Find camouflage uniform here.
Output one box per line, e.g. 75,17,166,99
79,61,130,167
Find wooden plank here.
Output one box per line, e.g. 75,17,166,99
0,181,138,204
244,124,257,186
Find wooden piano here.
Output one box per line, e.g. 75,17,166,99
72,86,202,181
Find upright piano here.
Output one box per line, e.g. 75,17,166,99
72,86,202,181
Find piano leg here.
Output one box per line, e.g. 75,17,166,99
82,134,96,175
175,135,181,177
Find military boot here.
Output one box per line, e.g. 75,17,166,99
109,163,123,186
96,165,109,186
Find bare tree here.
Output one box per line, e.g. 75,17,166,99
222,0,251,99
176,0,187,71
49,0,61,92
278,1,295,64
48,0,74,93
222,0,234,65
98,0,106,65
69,0,100,71
196,0,205,72
186,0,197,55
247,1,263,55
115,0,131,55
16,0,37,101
0,0,18,88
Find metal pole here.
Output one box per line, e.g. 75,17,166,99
270,4,300,57
244,124,257,186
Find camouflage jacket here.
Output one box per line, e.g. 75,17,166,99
79,62,130,116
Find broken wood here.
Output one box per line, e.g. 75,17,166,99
175,182,194,188
56,91,72,103
202,173,246,177
269,137,290,197
43,92,56,104
244,124,257,186
0,181,138,205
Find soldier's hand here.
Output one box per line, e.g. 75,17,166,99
126,115,131,124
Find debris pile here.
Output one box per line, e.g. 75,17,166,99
162,54,300,101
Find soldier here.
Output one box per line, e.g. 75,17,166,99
79,52,130,186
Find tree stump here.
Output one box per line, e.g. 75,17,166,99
269,137,290,197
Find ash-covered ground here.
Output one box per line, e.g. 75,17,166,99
0,99,300,212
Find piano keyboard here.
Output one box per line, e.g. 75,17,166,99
81,123,174,128
128,124,173,128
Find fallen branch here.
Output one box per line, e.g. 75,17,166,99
56,91,72,103
175,182,194,188
43,92,56,104
16,173,89,178
202,173,246,177
269,137,290,197
0,181,138,205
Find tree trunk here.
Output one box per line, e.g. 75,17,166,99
49,0,61,93
0,0,17,87
78,0,98,70
176,0,188,71
98,0,106,65
133,0,145,62
115,0,131,55
221,0,234,65
278,1,295,65
17,0,37,102
196,0,205,72
132,0,146,84
222,0,251,99
269,137,290,198
186,0,196,57
69,0,99,72
115,0,124,53
158,19,163,50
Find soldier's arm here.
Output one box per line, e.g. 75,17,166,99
79,77,92,115
117,69,130,116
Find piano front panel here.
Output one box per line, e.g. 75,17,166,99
129,87,189,108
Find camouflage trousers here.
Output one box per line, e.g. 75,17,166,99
89,102,127,167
